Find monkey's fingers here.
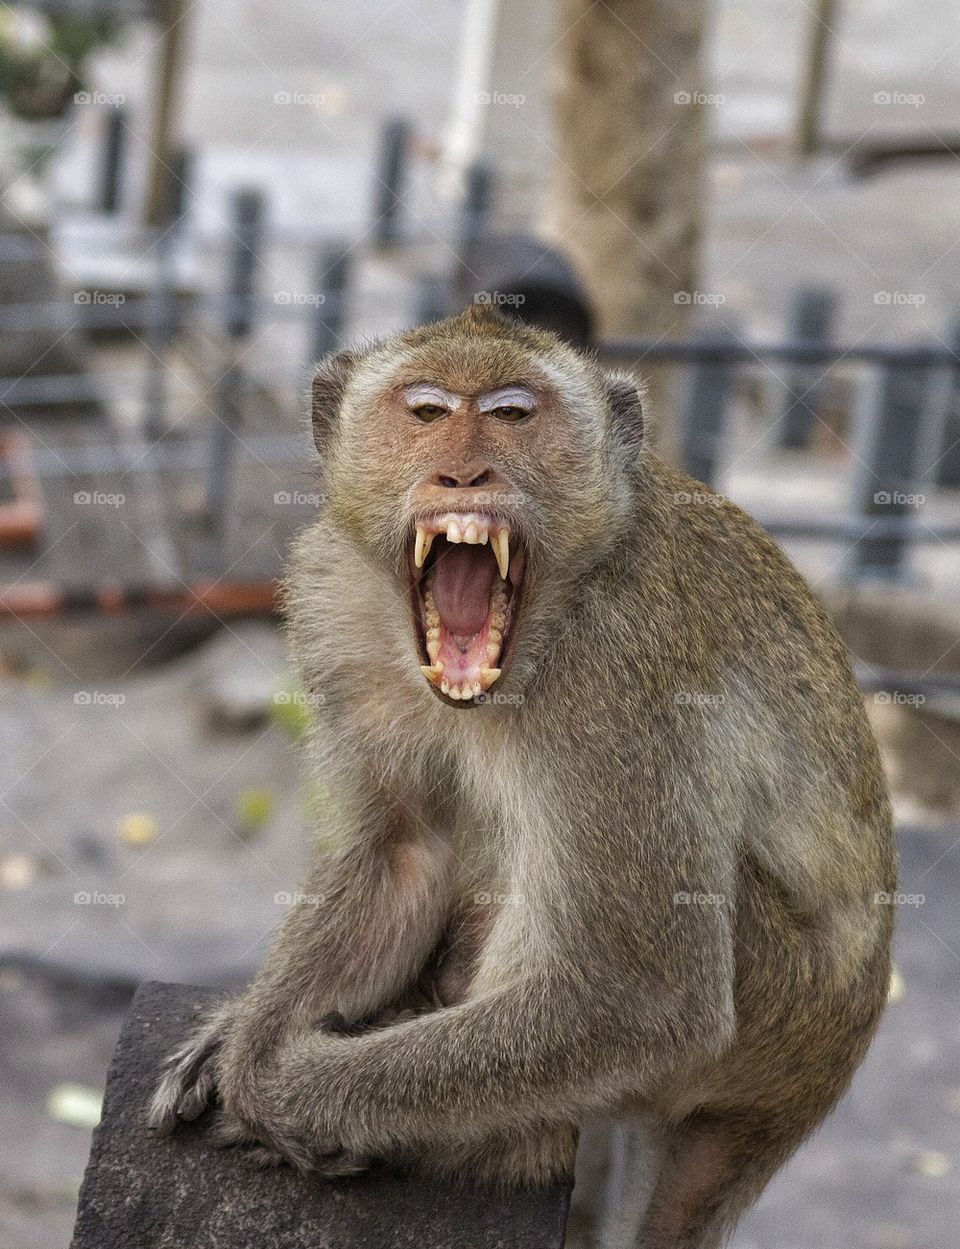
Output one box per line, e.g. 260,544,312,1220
237,1144,287,1170
174,1056,218,1121
148,1012,230,1133
312,1149,368,1179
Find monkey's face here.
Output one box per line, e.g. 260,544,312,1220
318,312,642,707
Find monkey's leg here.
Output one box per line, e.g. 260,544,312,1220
633,1112,796,1249
150,780,454,1136
592,1117,672,1249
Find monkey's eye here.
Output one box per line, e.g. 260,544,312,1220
491,405,530,423
411,403,447,423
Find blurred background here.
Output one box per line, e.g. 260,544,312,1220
1,1,959,1246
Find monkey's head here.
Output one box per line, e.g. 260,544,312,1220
311,305,645,706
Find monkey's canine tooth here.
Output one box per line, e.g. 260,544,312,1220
478,667,502,690
414,525,435,568
491,530,510,580
420,665,443,683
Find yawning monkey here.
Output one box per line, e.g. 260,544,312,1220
151,305,894,1249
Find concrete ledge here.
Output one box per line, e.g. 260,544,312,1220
70,981,571,1249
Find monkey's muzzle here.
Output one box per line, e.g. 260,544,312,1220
409,512,524,704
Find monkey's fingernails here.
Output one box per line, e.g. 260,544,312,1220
491,529,510,580
414,525,435,568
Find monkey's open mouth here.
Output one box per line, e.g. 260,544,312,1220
409,513,525,703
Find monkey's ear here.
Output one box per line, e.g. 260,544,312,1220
311,350,357,455
603,373,645,459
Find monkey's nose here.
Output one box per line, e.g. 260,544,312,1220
429,462,496,490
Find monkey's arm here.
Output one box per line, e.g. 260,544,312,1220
246,857,736,1169
150,777,454,1133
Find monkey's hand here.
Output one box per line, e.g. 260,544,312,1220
149,1002,368,1177
206,1101,367,1178
148,998,237,1134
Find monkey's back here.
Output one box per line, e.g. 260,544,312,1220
644,459,895,1130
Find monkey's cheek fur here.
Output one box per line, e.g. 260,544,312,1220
410,511,525,705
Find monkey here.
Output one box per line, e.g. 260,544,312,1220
149,305,895,1248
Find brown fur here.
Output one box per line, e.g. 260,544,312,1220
149,307,895,1246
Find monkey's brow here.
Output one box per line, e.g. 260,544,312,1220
402,384,464,408
477,386,537,411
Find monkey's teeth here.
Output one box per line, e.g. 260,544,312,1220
414,525,435,568
416,531,510,699
491,530,510,580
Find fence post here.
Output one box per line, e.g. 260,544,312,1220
307,242,352,363
933,320,960,488
206,189,265,541
99,104,126,214
777,286,838,449
372,117,411,248
416,273,450,327
847,358,931,581
679,321,741,488
458,160,494,258
142,148,192,441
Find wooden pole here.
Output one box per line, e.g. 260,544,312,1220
144,0,188,228
795,0,839,159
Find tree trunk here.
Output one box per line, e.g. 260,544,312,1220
544,0,708,460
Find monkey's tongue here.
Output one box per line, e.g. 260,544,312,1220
430,544,497,635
